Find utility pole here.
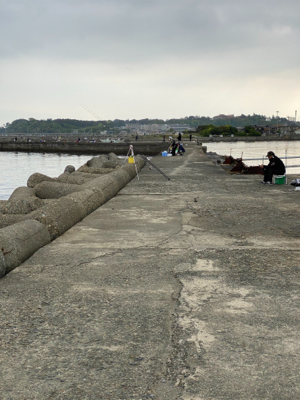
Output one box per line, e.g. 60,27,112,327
276,111,279,132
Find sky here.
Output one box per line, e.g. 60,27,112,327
1,0,299,126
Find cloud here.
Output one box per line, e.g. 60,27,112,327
0,0,299,124
2,0,299,62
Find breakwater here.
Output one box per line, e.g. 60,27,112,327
0,138,169,155
1,146,299,399
0,153,146,277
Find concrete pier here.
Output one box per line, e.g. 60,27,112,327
0,139,169,155
1,144,300,399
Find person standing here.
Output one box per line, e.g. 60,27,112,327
260,151,285,184
178,132,182,142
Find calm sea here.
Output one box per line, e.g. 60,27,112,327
0,152,93,200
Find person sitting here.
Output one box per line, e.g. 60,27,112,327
260,151,285,185
178,143,185,155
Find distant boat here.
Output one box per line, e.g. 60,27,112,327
100,138,123,143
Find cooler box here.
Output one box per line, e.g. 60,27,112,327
274,175,286,185
162,151,168,156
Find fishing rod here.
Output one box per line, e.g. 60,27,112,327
139,154,171,180
79,104,109,129
79,104,102,121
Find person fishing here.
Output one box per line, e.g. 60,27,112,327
260,151,285,185
177,142,185,155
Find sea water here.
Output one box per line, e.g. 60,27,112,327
0,152,93,200
206,140,300,174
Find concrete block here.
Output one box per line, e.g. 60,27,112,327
109,168,132,187
64,165,75,173
0,220,51,274
35,181,81,199
101,161,118,169
57,171,97,185
76,165,116,174
86,155,107,168
9,187,36,201
83,174,120,200
23,197,88,240
65,189,106,215
27,173,57,188
0,251,6,278
107,152,119,161
0,197,45,215
0,214,24,229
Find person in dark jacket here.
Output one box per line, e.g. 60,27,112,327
260,151,285,184
171,139,177,156
178,142,185,155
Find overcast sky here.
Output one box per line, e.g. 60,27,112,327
1,0,299,126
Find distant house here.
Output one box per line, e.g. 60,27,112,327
168,124,191,132
126,123,140,131
263,126,276,135
253,125,265,134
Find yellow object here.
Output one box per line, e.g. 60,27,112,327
128,156,134,164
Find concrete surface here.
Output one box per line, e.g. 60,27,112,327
1,144,300,399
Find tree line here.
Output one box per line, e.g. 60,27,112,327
0,114,292,134
195,125,261,137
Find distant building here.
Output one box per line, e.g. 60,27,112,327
127,123,171,133
140,124,150,131
253,125,265,134
156,124,169,132
139,124,169,132
168,124,191,132
126,123,140,131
